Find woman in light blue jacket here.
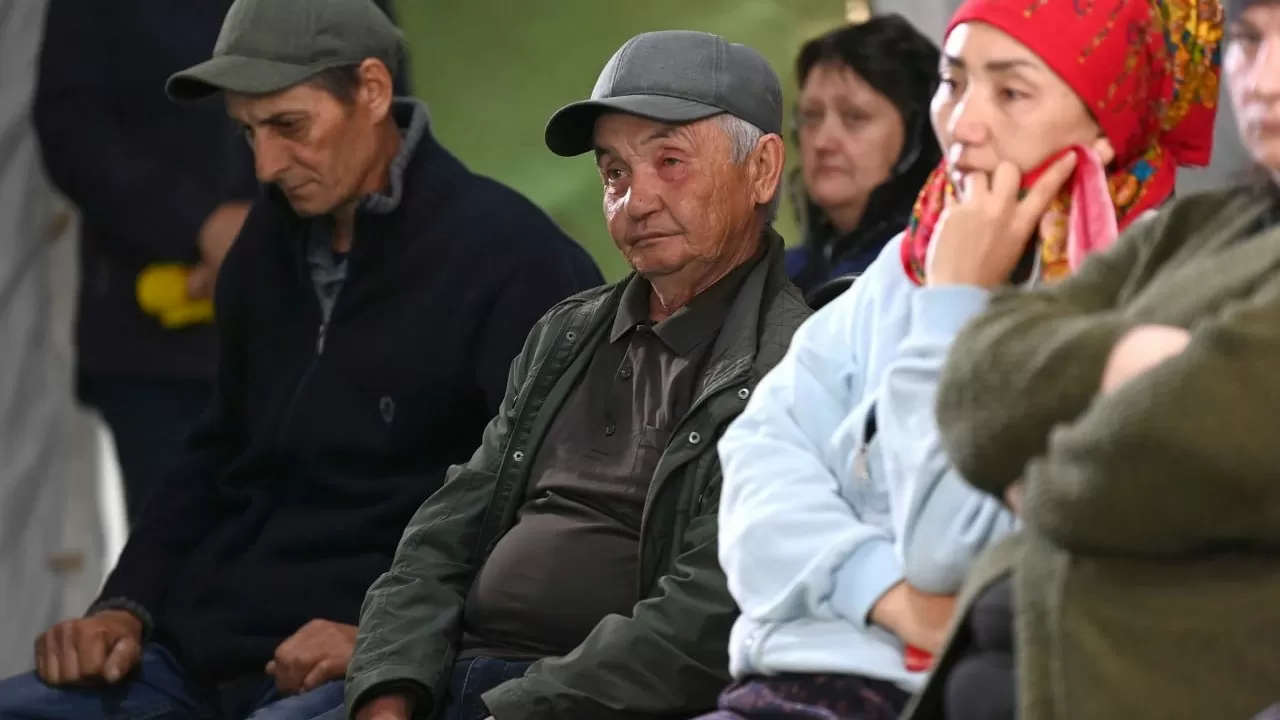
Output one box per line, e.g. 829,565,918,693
702,0,1222,718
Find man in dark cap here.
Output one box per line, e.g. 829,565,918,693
0,0,600,717
342,29,810,720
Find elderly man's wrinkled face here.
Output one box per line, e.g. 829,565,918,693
227,63,391,217
592,113,771,279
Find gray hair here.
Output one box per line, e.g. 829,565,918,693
713,113,780,223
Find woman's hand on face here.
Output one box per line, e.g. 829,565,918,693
925,153,1078,289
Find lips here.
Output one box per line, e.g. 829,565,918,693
629,232,679,246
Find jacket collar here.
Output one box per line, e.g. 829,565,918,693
269,100,472,283
577,227,802,388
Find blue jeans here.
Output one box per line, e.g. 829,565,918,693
315,657,531,720
0,644,344,720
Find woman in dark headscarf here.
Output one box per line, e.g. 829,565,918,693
785,15,942,308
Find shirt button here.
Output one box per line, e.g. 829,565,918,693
619,366,633,380
605,424,617,436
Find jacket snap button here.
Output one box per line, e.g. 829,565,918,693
737,388,750,400
566,331,577,342
688,432,701,444
512,451,525,462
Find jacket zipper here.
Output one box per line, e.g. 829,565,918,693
277,218,356,463
635,367,748,595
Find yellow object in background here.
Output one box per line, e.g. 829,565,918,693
136,263,214,329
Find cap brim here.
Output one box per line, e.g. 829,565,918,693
165,54,324,104
544,95,723,157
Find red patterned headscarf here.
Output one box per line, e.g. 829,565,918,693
902,0,1224,285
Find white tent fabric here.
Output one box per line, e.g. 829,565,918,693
0,0,92,676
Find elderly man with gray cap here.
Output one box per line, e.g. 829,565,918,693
340,29,810,720
0,0,600,718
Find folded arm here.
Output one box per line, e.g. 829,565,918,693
1025,278,1280,555
935,215,1155,497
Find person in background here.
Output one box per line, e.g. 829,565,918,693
0,0,602,718
32,0,407,522
909,2,1280,719
342,29,809,720
784,15,941,309
707,0,1221,718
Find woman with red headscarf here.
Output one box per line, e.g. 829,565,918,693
707,1,1221,719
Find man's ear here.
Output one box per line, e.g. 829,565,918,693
357,58,395,122
749,133,786,209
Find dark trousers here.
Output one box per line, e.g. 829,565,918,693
694,673,911,720
944,577,1016,720
78,373,213,523
0,644,343,719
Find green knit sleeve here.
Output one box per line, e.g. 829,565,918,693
934,216,1156,497
1023,272,1280,555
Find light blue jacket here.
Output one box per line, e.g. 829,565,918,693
717,233,1017,690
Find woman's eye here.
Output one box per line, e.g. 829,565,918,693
799,109,824,125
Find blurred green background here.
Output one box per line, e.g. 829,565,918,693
396,1,846,280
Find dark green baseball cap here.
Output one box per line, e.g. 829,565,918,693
166,0,405,104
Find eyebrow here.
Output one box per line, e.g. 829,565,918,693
1229,18,1261,35
261,111,306,126
593,124,682,164
232,109,306,126
943,55,1041,74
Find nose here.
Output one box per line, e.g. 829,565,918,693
623,165,662,220
1251,36,1280,100
946,91,990,148
252,134,290,184
809,113,841,152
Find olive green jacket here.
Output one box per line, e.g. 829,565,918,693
346,232,810,720
906,187,1280,720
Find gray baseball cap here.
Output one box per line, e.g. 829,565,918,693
545,30,783,157
166,0,405,104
